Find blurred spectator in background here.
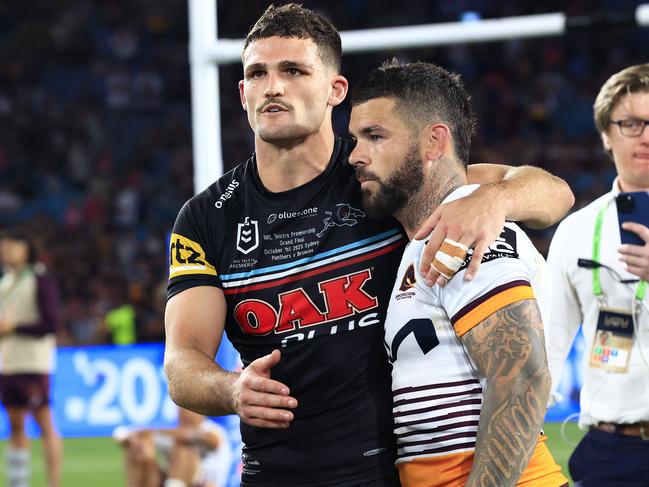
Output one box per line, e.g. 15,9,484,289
547,63,649,486
0,228,62,487
114,406,232,487
0,0,647,348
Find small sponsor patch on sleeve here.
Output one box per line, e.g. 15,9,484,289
169,233,217,278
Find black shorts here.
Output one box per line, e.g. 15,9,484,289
0,373,51,409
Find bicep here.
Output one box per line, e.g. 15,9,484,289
165,286,227,360
460,298,547,382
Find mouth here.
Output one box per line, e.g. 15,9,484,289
634,152,649,160
260,103,289,114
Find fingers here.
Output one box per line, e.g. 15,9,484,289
414,208,441,241
622,222,649,244
249,349,282,377
465,240,489,282
235,349,298,429
618,245,649,281
418,220,445,284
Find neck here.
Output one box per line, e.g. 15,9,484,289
618,177,649,193
254,126,336,193
396,162,466,240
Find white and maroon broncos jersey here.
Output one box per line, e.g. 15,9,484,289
384,185,567,487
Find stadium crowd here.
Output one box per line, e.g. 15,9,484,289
1,0,647,346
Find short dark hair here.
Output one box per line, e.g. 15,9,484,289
243,3,342,72
351,60,477,165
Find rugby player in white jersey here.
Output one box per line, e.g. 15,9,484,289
349,60,569,487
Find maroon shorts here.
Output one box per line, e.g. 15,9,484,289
0,373,51,409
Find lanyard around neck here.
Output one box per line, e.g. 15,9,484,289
592,198,647,301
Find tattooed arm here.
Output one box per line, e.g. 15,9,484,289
460,299,551,487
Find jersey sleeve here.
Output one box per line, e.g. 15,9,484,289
167,198,221,299
432,224,536,337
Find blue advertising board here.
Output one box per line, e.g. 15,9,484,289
0,337,243,486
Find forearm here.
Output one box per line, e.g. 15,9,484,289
164,346,239,416
468,164,574,229
465,366,551,486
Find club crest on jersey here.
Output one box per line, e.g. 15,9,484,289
316,203,366,237
236,217,259,255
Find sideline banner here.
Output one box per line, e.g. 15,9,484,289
0,338,243,486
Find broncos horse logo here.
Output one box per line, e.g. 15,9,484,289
316,203,366,237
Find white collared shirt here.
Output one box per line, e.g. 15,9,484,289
547,178,649,427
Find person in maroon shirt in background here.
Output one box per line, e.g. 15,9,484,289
0,228,62,487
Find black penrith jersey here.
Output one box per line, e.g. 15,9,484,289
168,138,406,486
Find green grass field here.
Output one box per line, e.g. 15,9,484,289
1,422,584,486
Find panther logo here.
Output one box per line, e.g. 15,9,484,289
316,203,366,237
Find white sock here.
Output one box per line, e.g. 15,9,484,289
163,479,187,487
5,445,30,487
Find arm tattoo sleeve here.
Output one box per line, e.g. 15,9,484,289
461,298,551,487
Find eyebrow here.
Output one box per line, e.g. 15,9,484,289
244,60,313,73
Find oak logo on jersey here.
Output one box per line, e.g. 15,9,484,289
169,233,217,278
316,203,366,237
236,217,259,255
233,269,378,335
458,226,519,272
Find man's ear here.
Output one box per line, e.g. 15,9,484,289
601,130,611,152
423,123,451,162
328,75,349,108
239,80,247,111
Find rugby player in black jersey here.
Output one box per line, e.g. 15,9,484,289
164,4,574,486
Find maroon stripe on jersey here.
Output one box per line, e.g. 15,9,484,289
397,419,480,439
223,240,404,295
396,408,481,428
393,378,480,398
397,441,476,459
395,401,482,425
398,430,478,448
450,279,530,325
393,387,482,408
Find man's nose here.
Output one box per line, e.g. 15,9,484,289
264,73,284,97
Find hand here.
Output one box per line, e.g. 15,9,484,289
618,222,649,281
232,349,297,429
414,186,506,286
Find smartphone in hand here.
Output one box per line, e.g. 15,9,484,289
615,191,649,246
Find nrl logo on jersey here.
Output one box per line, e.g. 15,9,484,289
236,217,259,255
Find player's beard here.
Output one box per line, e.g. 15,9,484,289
359,142,424,219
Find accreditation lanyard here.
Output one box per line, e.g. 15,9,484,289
592,198,647,301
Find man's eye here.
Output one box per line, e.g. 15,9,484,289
249,71,265,79
370,134,382,142
286,68,301,76
621,119,642,129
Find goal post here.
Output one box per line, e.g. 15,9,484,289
188,0,649,193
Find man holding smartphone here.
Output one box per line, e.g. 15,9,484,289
547,63,649,486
